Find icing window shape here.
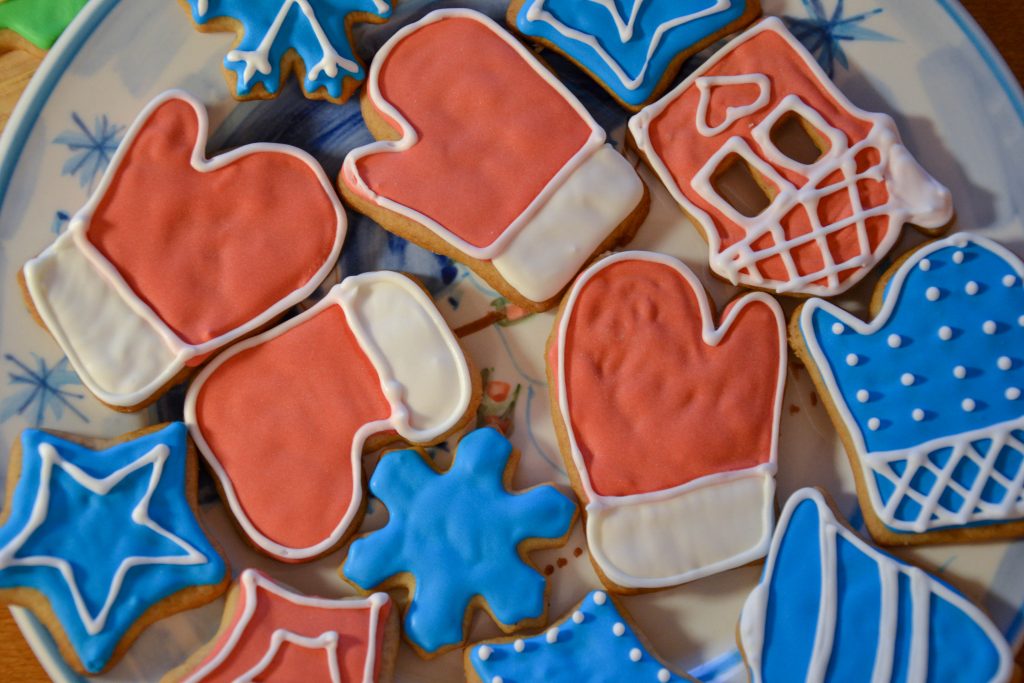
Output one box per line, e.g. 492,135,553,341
549,251,786,590
510,0,761,110
168,569,394,683
739,487,1013,682
629,17,953,298
340,9,648,311
467,590,696,682
798,234,1024,543
342,427,577,658
0,424,228,674
21,90,345,411
182,0,392,103
185,271,477,563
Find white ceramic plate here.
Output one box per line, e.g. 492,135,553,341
1,0,1023,681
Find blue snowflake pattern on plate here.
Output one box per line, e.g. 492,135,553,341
53,112,125,192
783,0,893,77
0,354,87,427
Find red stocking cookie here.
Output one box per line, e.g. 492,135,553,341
340,9,648,311
185,272,478,562
548,251,786,590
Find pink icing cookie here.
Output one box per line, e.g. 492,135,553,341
166,569,395,682
184,272,478,562
548,251,786,590
629,17,953,298
22,90,345,410
340,9,648,311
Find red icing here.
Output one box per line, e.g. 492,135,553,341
646,26,891,288
194,305,391,551
88,97,339,346
560,260,783,497
346,14,592,250
189,571,390,682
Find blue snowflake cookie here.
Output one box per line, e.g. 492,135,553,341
342,427,577,657
0,423,228,674
739,488,1012,682
468,590,694,682
183,0,392,102
797,233,1024,541
509,0,760,109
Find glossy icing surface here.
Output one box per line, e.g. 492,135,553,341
515,0,750,107
0,0,87,49
343,428,576,654
0,424,225,673
469,591,687,682
739,488,1013,682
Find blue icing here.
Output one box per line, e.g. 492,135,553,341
515,0,750,107
804,237,1024,454
750,489,1010,683
188,0,391,99
343,427,576,654
469,590,686,682
0,424,225,673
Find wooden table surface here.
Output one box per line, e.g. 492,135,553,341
0,1,1021,680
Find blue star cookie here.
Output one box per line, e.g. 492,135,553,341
0,423,228,674
342,427,577,657
467,589,694,682
510,0,760,109
184,0,392,102
739,488,1012,682
798,234,1024,542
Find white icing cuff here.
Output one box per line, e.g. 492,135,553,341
586,468,775,589
888,143,953,229
341,272,472,442
23,232,182,407
491,145,644,303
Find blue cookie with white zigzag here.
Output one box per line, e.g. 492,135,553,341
739,487,1013,683
796,233,1024,544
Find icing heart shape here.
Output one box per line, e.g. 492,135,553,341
695,74,771,136
185,272,474,562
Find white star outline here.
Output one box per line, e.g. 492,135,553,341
0,441,209,636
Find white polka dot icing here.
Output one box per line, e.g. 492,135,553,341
965,280,979,295
954,366,967,380
901,373,915,387
846,353,859,367
629,648,642,662
888,334,902,348
984,320,997,335
832,322,845,335
926,287,941,302
1007,388,1021,401
938,326,953,341
1004,275,1017,287
857,390,870,403
572,610,584,624
913,408,925,422
999,357,1013,371
962,398,976,413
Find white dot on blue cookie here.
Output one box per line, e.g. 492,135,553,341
799,233,1024,538
467,590,693,682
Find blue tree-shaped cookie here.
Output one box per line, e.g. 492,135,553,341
184,0,392,102
342,427,577,656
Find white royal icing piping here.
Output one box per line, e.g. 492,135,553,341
628,18,953,298
341,9,609,262
182,569,389,683
184,271,472,561
523,0,733,92
738,488,1014,683
23,90,346,408
799,234,1024,534
555,250,786,588
0,442,209,636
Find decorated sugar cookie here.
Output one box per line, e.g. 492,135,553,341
180,0,391,103
629,17,953,297
0,423,228,674
342,427,578,658
508,0,761,110
21,90,345,411
0,0,88,54
340,9,648,311
548,251,785,590
466,590,696,682
185,272,478,563
795,233,1024,545
164,569,397,683
738,488,1013,682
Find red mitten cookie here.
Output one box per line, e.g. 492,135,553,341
340,9,648,311
185,272,478,562
22,90,345,410
548,251,786,591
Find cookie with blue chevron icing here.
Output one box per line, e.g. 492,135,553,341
794,233,1024,545
508,0,761,110
466,589,696,683
738,488,1013,683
